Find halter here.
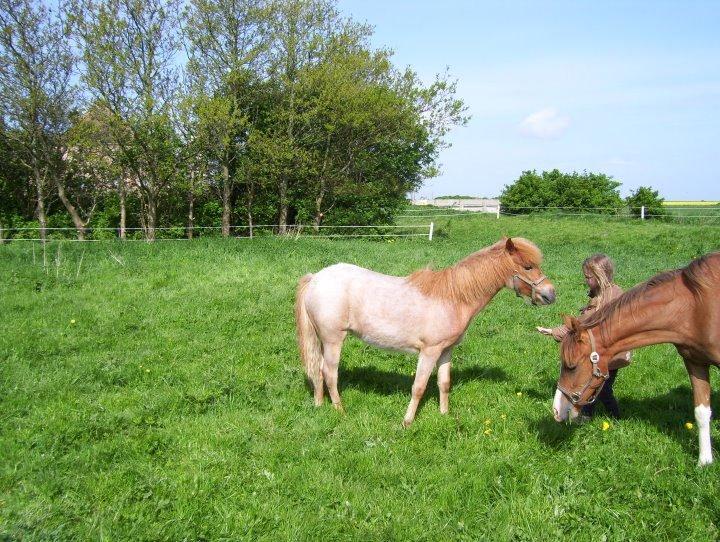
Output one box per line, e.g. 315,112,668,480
512,271,547,299
556,328,610,406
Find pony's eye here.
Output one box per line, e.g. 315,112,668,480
524,265,533,271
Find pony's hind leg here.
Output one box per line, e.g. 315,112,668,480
403,346,443,427
313,370,325,406
321,338,345,413
437,349,453,414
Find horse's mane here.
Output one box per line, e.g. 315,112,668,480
579,252,718,332
407,237,543,305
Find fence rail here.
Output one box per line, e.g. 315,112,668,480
3,203,720,244
0,222,436,243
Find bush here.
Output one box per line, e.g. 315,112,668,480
626,186,669,219
499,169,623,214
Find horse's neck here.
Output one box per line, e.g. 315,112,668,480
456,257,510,318
597,277,692,359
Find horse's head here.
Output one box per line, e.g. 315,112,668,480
503,238,556,305
553,316,610,422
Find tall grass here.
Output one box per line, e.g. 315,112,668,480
1,214,720,540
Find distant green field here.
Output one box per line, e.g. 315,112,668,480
2,215,720,540
664,201,720,206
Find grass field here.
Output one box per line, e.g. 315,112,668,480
2,215,720,540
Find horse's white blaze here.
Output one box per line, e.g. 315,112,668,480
695,405,713,466
553,388,571,421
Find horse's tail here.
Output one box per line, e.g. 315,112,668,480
295,274,324,404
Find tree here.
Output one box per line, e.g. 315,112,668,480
183,0,267,236
499,170,623,214
70,0,182,240
0,0,75,241
264,0,366,233
626,186,668,219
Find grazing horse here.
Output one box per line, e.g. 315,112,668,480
553,252,720,466
295,237,556,426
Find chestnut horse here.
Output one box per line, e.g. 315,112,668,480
553,252,720,465
296,237,556,426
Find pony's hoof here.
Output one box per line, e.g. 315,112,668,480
402,418,413,428
333,403,345,414
698,456,713,467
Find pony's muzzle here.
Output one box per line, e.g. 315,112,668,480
552,388,576,422
535,285,556,305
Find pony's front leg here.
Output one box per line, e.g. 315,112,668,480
403,346,443,427
437,349,453,415
685,360,713,466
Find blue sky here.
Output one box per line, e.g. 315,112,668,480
337,1,720,199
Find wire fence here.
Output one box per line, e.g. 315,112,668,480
2,203,719,244
0,222,436,243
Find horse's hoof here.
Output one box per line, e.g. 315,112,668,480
333,403,345,414
402,418,413,428
698,456,713,467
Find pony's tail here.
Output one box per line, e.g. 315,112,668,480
295,274,324,405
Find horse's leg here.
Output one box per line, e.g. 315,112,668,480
437,348,453,415
313,369,325,407
684,359,713,466
321,336,346,413
403,346,443,427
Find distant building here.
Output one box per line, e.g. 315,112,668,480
410,198,500,214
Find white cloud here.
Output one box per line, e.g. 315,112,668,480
519,107,571,139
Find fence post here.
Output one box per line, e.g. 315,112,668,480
496,205,500,219
641,206,645,220
428,221,434,241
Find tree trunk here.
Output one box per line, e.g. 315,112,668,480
119,181,126,240
278,81,295,235
221,162,231,237
278,178,288,234
145,195,157,242
313,179,326,233
188,185,195,240
246,177,254,238
55,178,87,240
33,163,47,242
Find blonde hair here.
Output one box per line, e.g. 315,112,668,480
583,253,615,306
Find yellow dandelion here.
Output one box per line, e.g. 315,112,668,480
483,428,492,435
685,422,694,430
70,319,76,324
484,419,491,425
145,368,150,373
602,421,610,431
516,392,523,397
500,414,507,420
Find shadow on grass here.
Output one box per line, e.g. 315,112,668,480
531,384,720,456
338,364,509,398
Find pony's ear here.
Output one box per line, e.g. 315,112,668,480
505,237,517,254
562,315,582,338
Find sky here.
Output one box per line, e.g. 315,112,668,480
337,1,720,200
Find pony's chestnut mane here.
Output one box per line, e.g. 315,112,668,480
579,252,719,332
407,237,543,305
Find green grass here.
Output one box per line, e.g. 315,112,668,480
1,215,720,540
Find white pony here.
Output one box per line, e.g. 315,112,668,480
295,237,556,426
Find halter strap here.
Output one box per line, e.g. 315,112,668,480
557,328,610,406
512,272,547,299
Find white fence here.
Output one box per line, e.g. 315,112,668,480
0,222,437,243
2,204,718,244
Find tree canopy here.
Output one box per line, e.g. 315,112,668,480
0,0,468,240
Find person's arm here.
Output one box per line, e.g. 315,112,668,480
537,325,569,342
